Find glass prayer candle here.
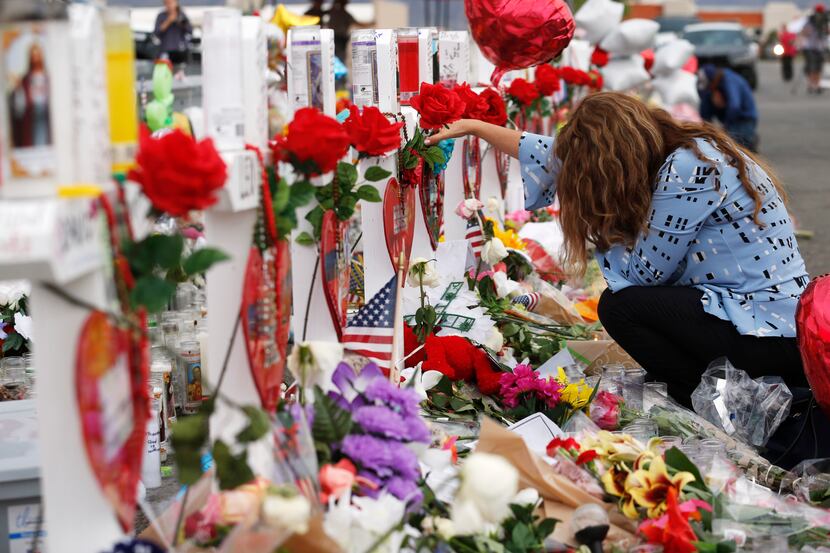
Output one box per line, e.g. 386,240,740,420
397,29,419,105
104,8,138,175
622,367,647,412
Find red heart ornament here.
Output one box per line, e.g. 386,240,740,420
383,177,415,272
796,275,830,417
320,210,351,339
465,0,575,86
241,244,284,412
75,311,148,532
419,166,445,249
462,136,482,200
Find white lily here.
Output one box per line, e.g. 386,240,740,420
400,363,443,401
286,341,344,400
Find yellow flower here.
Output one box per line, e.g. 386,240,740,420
626,455,695,519
583,431,645,464
556,368,593,410
601,463,639,519
489,219,526,251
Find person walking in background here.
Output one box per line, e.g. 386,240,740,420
153,0,192,65
327,0,357,61
779,25,798,82
304,0,326,20
698,64,759,151
800,4,828,94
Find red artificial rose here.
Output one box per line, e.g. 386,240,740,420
453,83,489,119
410,82,466,130
343,105,404,157
535,64,560,96
128,126,227,217
477,88,508,126
272,107,350,175
588,69,604,90
591,47,609,68
507,78,540,106
401,150,424,187
559,67,591,87
576,450,599,465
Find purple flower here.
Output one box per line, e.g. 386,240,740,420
403,415,431,444
353,405,409,439
363,378,421,417
386,476,423,505
341,435,420,480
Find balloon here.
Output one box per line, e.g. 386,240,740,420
272,4,319,35
796,275,830,417
652,70,699,107
600,55,650,91
600,19,659,57
465,0,575,86
652,39,695,75
575,0,624,45
561,38,593,72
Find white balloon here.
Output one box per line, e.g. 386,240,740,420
653,70,700,107
652,39,695,76
574,0,624,45
560,38,593,72
600,55,650,91
599,19,660,57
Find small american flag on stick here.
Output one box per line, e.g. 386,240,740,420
342,274,398,371
465,217,484,259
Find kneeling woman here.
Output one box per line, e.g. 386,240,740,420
428,92,809,407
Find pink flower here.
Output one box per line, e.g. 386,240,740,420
469,269,495,281
499,364,563,409
590,390,622,430
505,210,532,225
319,458,357,503
455,198,484,219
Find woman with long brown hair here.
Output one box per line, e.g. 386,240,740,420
428,92,810,407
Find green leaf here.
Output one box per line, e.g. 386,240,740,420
151,234,185,270
289,180,316,208
501,323,519,337
423,145,446,166
130,276,176,312
356,184,382,202
2,332,24,353
272,177,291,212
510,522,533,549
364,165,392,182
537,518,557,537
183,247,230,276
664,447,709,495
295,231,316,246
212,440,256,490
336,162,358,188
174,448,204,486
311,386,353,444
236,406,271,443
305,206,325,238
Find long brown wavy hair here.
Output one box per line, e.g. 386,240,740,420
555,92,785,274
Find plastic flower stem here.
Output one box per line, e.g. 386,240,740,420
172,485,190,547
213,310,242,394
302,249,321,341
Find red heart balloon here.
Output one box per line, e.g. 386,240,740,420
465,0,576,86
796,275,830,417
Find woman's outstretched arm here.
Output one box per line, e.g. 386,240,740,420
425,119,523,159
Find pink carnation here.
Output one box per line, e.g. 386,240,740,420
499,364,563,409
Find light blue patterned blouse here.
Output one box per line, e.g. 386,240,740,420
519,132,809,338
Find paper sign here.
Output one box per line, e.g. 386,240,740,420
320,210,351,340
7,503,46,553
537,348,578,379
382,177,415,273
506,412,563,454
76,311,146,531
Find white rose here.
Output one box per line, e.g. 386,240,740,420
0,281,29,310
492,271,520,299
407,257,440,288
286,341,344,397
482,326,504,352
452,452,519,531
13,313,32,342
512,487,540,507
262,492,311,535
480,237,508,266
422,516,457,539
484,197,501,217
450,497,490,536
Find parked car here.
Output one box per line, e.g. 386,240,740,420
654,15,700,47
683,22,759,89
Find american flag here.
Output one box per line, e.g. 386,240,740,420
465,218,484,258
512,293,541,311
342,275,398,370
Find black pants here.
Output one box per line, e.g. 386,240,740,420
781,55,794,82
597,286,808,408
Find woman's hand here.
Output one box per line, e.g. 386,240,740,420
424,119,479,145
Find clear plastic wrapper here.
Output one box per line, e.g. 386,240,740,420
691,357,793,447
790,458,830,507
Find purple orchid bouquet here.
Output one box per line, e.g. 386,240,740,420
321,362,431,506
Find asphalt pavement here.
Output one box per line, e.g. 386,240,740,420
755,60,830,276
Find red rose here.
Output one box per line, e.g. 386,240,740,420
453,83,489,119
410,82,466,130
588,69,604,90
591,47,609,68
401,150,424,187
128,126,227,217
476,88,508,126
272,107,350,175
535,64,560,96
343,105,404,157
507,78,539,106
559,67,591,87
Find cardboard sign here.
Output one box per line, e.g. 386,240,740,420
320,209,351,340
418,167,444,249
462,136,481,200
75,311,146,531
241,245,282,412
382,177,415,273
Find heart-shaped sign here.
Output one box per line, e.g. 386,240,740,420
462,136,482,200
320,209,351,339
76,311,148,531
241,244,283,412
274,239,292,397
419,166,445,249
383,177,415,272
